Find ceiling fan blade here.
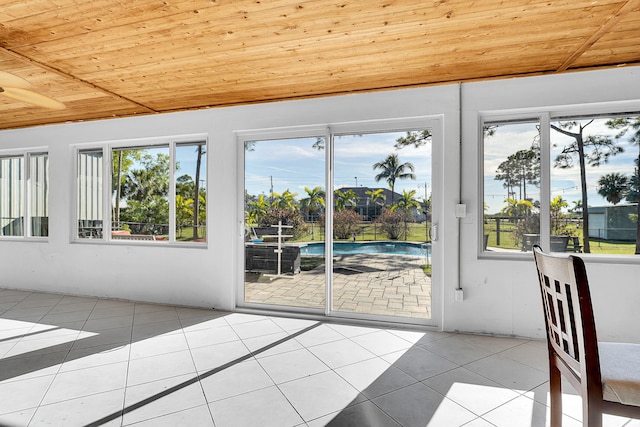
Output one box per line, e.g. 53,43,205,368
0,71,32,89
1,87,66,110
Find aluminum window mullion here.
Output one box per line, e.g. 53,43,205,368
169,142,176,243
24,154,31,237
325,127,333,316
105,146,113,241
539,113,551,251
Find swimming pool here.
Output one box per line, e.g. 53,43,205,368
300,241,430,257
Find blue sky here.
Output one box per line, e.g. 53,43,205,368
244,131,432,202
484,118,638,214
242,118,639,213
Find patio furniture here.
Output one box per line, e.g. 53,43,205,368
532,245,640,426
566,236,583,253
245,244,301,274
521,234,570,252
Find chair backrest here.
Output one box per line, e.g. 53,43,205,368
532,245,602,389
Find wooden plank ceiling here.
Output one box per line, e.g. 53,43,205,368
0,0,639,130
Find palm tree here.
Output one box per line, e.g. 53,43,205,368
391,189,420,214
301,186,325,240
270,189,298,209
373,154,416,203
391,190,420,240
334,189,359,212
569,200,582,216
500,198,533,218
246,194,269,224
607,116,640,254
550,195,569,235
365,188,386,218
597,173,628,205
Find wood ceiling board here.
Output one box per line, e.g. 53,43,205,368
0,0,637,130
139,53,568,111
3,0,620,60
568,5,640,68
0,53,151,129
46,18,593,85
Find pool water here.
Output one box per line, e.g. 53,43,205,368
300,242,430,257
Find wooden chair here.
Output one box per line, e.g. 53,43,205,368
532,245,640,426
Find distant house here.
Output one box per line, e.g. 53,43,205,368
337,187,427,221
588,204,638,241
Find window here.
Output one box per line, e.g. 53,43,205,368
550,114,640,255
483,120,541,253
0,151,48,238
483,112,640,257
76,138,207,244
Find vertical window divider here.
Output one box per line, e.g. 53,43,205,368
105,145,113,242
169,141,177,243
540,113,551,252
24,153,31,237
325,126,333,316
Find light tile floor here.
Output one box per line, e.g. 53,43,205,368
0,288,638,427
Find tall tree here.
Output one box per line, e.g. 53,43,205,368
391,189,420,214
550,195,569,235
391,189,420,240
270,189,298,210
495,148,540,201
301,186,325,220
394,130,432,149
119,151,171,231
301,186,325,240
373,154,416,203
365,188,386,218
607,116,640,254
112,149,141,224
552,120,623,253
192,144,205,239
334,189,359,212
246,194,269,224
597,173,628,205
500,198,534,218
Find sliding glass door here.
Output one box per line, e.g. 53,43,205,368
331,130,433,320
239,119,438,325
242,135,327,312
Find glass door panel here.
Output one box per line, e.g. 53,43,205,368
331,130,433,320
243,137,326,310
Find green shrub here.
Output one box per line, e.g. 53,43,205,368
257,207,308,240
331,209,360,239
376,209,406,240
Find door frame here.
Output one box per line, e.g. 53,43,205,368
236,116,443,328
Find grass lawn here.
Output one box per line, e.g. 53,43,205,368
258,220,639,256
295,222,432,243
483,218,637,255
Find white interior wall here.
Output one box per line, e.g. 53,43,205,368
456,67,640,343
0,66,639,341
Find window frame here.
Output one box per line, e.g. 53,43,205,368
73,135,208,246
479,102,640,262
0,148,49,240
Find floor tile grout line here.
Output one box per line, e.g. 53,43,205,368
21,290,86,427
117,301,138,427
444,350,550,399
23,298,132,426
82,321,323,427
178,306,218,426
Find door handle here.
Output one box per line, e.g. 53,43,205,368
429,224,438,242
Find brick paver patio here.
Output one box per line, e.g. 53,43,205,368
245,253,431,319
